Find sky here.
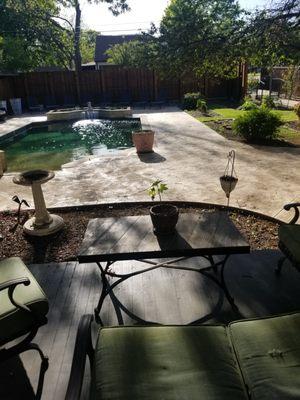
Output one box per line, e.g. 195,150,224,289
78,0,270,35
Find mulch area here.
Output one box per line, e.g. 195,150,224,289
205,119,299,147
0,204,280,264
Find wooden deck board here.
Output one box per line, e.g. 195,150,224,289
1,250,300,399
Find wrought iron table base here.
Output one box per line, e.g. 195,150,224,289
94,255,239,326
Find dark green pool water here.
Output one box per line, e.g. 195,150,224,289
3,119,140,172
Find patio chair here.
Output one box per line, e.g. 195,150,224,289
276,202,300,274
0,257,49,399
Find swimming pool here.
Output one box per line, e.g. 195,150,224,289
3,119,141,172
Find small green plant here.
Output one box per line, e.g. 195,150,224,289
147,180,168,201
196,99,208,113
182,92,202,110
233,107,282,141
262,95,275,109
240,100,258,111
294,103,300,120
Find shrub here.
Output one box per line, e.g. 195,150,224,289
240,100,258,111
182,92,202,110
262,95,275,109
233,107,282,141
294,103,300,120
196,99,208,113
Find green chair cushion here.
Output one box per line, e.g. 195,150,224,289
91,325,248,400
229,312,300,400
0,257,48,345
279,224,300,263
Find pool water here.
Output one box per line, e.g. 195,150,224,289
3,119,141,172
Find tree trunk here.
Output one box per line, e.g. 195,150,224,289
74,1,82,105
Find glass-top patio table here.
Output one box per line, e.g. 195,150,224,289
78,211,250,325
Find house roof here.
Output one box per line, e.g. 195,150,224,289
94,34,140,62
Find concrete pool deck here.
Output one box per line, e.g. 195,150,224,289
0,107,299,222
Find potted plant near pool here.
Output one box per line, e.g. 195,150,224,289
132,129,154,153
148,180,179,235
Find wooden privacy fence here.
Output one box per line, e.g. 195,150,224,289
0,66,246,108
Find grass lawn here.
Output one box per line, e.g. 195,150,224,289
196,104,298,123
189,102,300,144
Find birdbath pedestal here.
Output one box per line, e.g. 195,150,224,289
13,170,64,236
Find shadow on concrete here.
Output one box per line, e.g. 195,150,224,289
138,152,166,164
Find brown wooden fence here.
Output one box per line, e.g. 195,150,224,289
0,66,246,108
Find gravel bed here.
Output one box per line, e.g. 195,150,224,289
0,205,280,264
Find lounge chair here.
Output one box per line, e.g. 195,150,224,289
276,202,300,274
65,312,300,400
0,257,49,399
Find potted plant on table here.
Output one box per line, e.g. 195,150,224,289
132,129,155,153
148,180,179,235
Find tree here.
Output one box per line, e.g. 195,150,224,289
0,0,73,72
81,30,99,64
106,38,158,67
244,0,300,95
107,0,245,79
58,0,130,103
282,65,300,105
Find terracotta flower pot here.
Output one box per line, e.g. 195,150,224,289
132,130,154,153
150,204,179,235
220,175,238,198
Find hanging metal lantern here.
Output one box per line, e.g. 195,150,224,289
220,150,238,206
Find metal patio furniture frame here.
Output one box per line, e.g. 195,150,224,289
276,202,300,274
0,259,49,399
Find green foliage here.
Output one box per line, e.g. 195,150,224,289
247,75,260,92
80,30,99,64
240,100,258,111
244,1,300,69
0,0,73,72
158,0,245,78
282,66,300,100
108,0,245,78
0,0,130,73
182,92,202,110
233,107,282,141
147,180,168,202
196,99,207,113
294,103,300,120
262,96,276,109
106,39,156,68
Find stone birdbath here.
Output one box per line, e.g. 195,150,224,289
13,170,64,236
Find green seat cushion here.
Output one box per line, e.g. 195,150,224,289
91,325,248,400
0,257,48,345
279,224,300,263
229,312,300,400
